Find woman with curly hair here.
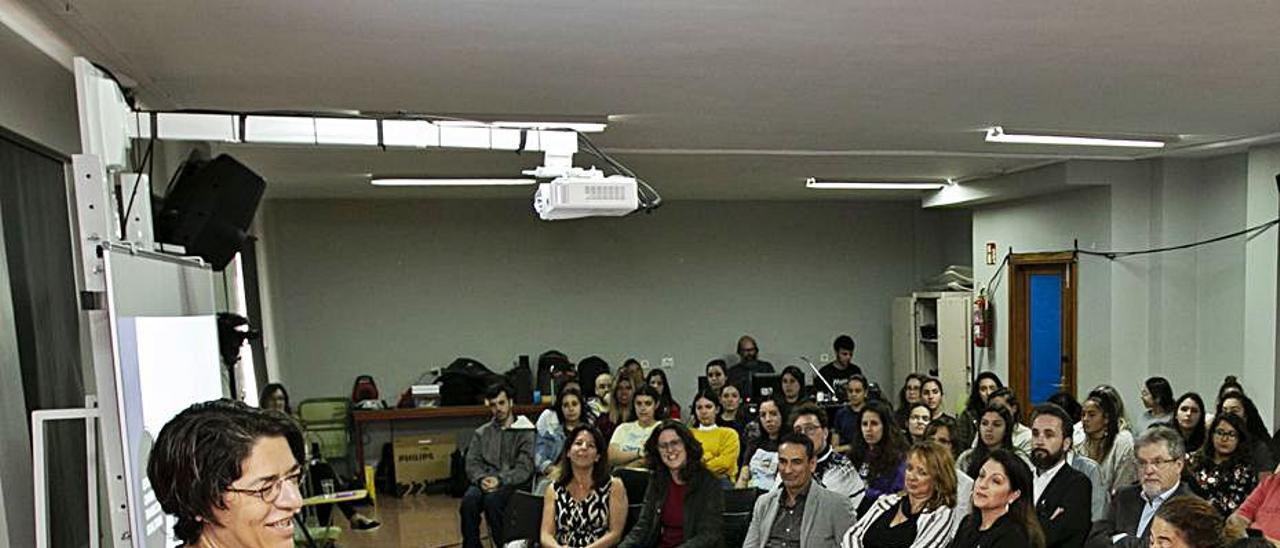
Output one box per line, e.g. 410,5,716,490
849,400,909,514
618,420,724,548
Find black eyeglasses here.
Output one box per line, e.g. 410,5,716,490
225,470,303,503
1213,429,1239,439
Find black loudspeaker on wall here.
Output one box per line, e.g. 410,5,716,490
155,151,265,270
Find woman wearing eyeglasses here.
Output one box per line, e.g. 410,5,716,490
619,420,724,548
148,399,306,547
1186,413,1257,516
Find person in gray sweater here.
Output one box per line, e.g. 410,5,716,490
460,382,536,548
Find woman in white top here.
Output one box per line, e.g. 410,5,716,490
736,398,784,490
608,384,660,469
843,441,958,548
1074,390,1136,500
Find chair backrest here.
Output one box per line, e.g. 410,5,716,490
505,490,545,544
723,487,760,513
614,468,651,505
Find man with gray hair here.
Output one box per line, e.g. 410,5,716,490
1085,426,1201,548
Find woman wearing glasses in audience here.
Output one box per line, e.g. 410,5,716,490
1074,390,1136,500
148,400,306,547
736,398,784,491
1217,392,1276,480
619,420,724,548
956,404,1029,480
1186,413,1257,516
843,441,959,548
595,375,636,442
540,424,628,548
256,384,380,531
776,366,810,427
1167,392,1208,458
954,373,1003,454
850,400,909,514
895,374,927,429
609,385,662,470
648,369,682,420
947,450,1045,548
1139,376,1177,432
536,385,588,492
689,389,740,485
906,402,934,445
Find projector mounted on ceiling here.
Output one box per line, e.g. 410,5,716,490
532,168,639,220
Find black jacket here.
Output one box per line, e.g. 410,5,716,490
1035,463,1093,548
1085,482,1199,548
948,513,1033,548
619,467,724,548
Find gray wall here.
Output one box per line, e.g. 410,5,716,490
261,198,971,403
971,151,1280,426
0,20,77,156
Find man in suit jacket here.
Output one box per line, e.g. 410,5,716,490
1086,426,1199,548
1031,404,1094,548
744,433,853,548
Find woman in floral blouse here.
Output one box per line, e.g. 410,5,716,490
1186,412,1257,516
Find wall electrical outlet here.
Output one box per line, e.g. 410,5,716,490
819,353,831,363
640,359,650,369
661,356,674,369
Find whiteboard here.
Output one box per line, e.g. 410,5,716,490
100,246,223,547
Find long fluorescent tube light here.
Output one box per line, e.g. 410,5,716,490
806,178,945,190
371,178,537,187
985,126,1165,148
434,119,606,133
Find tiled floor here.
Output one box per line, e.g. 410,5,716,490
320,494,472,548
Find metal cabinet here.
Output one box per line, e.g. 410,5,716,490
892,292,973,407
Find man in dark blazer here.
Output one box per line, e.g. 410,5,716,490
1086,426,1199,548
1031,404,1094,548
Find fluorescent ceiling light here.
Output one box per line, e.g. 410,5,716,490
315,118,378,145
244,115,315,144
492,121,607,133
985,126,1165,148
371,178,537,187
806,178,945,190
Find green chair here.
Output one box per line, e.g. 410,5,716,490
297,398,353,469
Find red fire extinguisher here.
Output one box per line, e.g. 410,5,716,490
973,289,992,348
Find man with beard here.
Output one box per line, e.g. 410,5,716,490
1086,426,1198,548
1030,403,1093,548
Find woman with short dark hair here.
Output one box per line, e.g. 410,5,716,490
148,399,306,546
619,420,724,548
1152,496,1227,548
776,365,810,425
540,425,628,548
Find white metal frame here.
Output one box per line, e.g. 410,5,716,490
31,399,100,548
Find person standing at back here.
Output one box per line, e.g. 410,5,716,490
819,334,863,401
728,335,775,388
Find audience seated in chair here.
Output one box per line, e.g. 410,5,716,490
843,441,958,548
1028,404,1093,548
1086,426,1198,548
689,389,740,485
540,424,627,548
460,382,536,548
619,420,724,548
742,432,852,548
609,385,662,470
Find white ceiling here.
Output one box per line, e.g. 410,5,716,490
23,0,1280,200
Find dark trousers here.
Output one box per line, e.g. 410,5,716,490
308,460,359,526
459,484,515,548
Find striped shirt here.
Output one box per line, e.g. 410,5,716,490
842,493,956,548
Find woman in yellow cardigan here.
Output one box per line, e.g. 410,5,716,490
690,389,740,486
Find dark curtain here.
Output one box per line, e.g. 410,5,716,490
0,133,87,548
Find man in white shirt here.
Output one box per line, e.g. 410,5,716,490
1030,404,1093,548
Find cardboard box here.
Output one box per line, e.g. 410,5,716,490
393,434,456,496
